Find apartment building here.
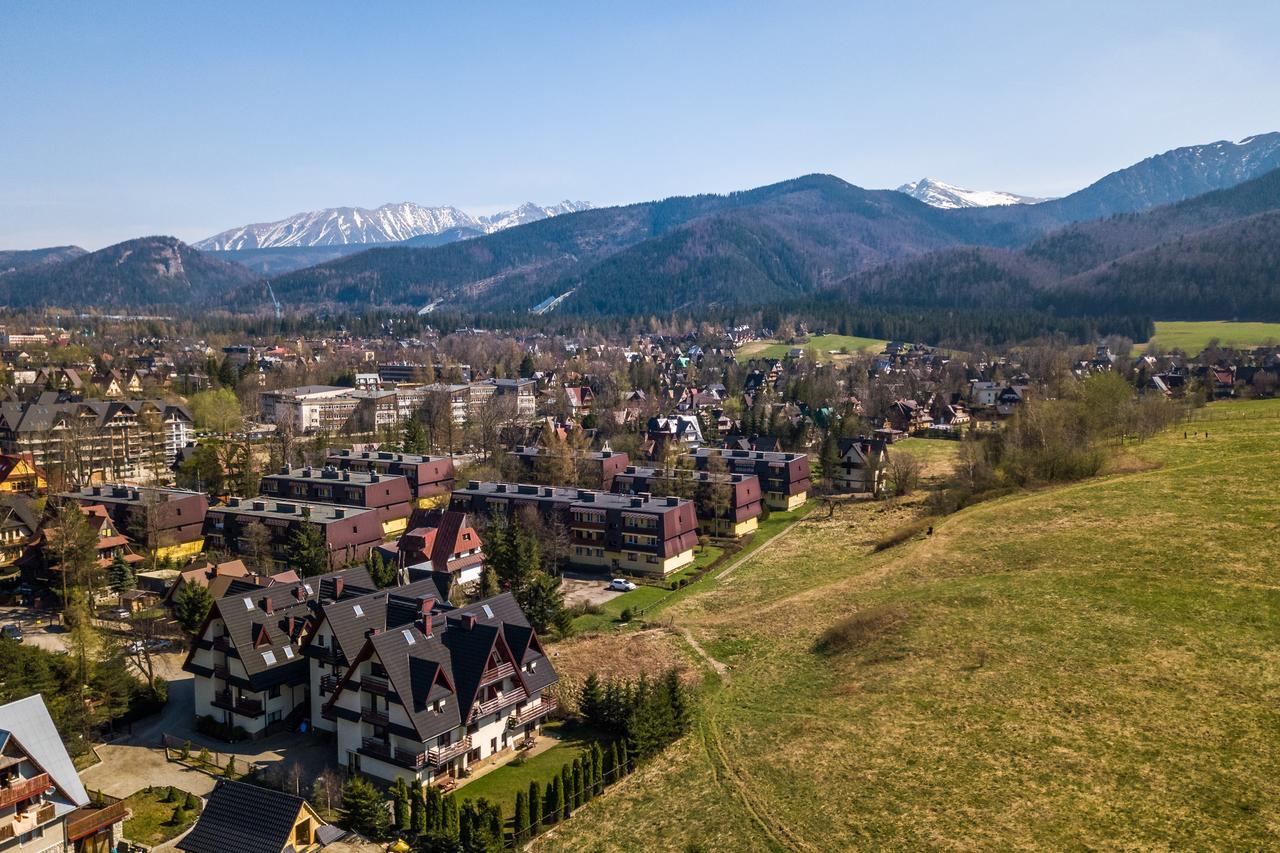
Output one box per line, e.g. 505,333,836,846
306,577,449,734
259,386,358,433
182,567,376,739
322,592,558,786
450,482,698,576
690,447,811,510
58,484,209,560
0,694,127,853
509,445,630,490
259,465,413,537
610,465,762,537
202,498,384,571
0,398,192,486
327,449,456,505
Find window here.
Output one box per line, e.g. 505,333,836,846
243,597,254,610
402,629,415,644
282,646,294,659
353,604,364,617
262,650,277,665
269,685,281,698
481,604,493,618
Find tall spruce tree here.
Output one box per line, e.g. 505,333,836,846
559,764,573,820
527,780,541,834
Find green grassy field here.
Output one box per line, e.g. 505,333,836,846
736,334,887,363
123,787,202,846
456,723,599,814
1144,320,1280,354
538,400,1280,850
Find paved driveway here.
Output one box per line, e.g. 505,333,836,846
82,652,338,799
560,575,625,609
0,606,70,653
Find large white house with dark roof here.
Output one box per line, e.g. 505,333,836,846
321,591,558,786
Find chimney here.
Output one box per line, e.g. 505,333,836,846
294,585,305,600
333,508,345,519
287,615,296,635
263,596,273,615
334,577,344,598
461,614,476,631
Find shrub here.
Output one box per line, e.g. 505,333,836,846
619,608,633,623
814,604,909,656
163,785,176,803
184,791,198,810
872,519,931,552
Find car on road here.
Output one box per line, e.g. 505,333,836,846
1,624,23,642
608,578,637,592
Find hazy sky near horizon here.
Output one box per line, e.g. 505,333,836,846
3,1,1280,249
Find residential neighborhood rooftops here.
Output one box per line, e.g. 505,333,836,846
178,778,325,853
213,497,376,523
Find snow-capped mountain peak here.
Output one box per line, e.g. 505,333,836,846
896,177,1049,209
195,200,591,251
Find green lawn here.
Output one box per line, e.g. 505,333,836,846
570,546,725,634
540,400,1280,851
122,786,202,846
456,724,601,818
1143,320,1280,354
736,334,887,362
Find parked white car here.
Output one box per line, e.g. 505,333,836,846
608,578,637,592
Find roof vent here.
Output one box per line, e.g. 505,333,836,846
252,500,266,511
667,496,678,506
333,508,345,519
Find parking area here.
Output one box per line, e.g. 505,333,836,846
0,605,71,653
560,574,626,609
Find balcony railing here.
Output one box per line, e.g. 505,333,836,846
510,696,558,727
427,736,471,767
0,773,50,811
212,690,264,717
360,737,428,771
213,663,229,679
470,687,527,721
479,661,514,686
360,675,391,695
319,674,340,695
211,635,232,652
66,799,126,842
360,706,390,726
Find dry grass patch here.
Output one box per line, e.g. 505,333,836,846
813,604,910,656
546,627,699,712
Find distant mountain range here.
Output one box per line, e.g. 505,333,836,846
0,236,257,309
895,178,1049,209
8,132,1280,319
195,200,591,250
0,245,88,277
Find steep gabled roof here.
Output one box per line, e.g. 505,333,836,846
178,779,313,853
0,694,88,817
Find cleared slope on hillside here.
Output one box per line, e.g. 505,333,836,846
539,400,1280,851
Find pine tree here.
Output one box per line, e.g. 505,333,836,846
290,522,331,577
342,775,390,840
513,791,529,844
479,566,500,599
410,779,426,836
591,742,604,795
579,673,604,726
560,764,573,820
665,667,691,735
544,775,561,825
572,757,584,809
107,552,134,594
604,740,618,785
174,581,214,634
390,776,410,833
425,784,443,833
403,417,428,454
527,780,541,835
442,795,460,840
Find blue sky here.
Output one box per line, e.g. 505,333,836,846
3,1,1279,249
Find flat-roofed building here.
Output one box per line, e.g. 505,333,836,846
59,483,209,560
327,449,456,506
260,464,413,537
690,447,811,511
450,482,698,576
610,465,762,537
203,498,384,571
509,445,630,490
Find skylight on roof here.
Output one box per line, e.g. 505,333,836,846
304,584,314,595
402,629,415,645
243,597,254,610
482,604,494,618
262,650,277,665
353,604,364,617
282,646,294,659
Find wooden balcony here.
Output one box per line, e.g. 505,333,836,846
0,801,56,841
510,696,557,727
470,687,527,721
0,772,49,810
212,690,264,718
478,661,514,686
360,706,390,726
212,663,230,679
66,798,127,842
427,736,471,767
360,737,428,771
211,635,232,652
319,674,341,695
360,674,391,695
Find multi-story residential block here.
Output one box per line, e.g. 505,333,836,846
479,378,536,418
450,482,698,575
321,592,558,786
202,498,384,571
0,398,192,486
0,694,127,852
0,454,45,495
690,447,811,511
260,465,413,538
182,566,375,739
306,577,449,735
510,445,630,489
259,386,358,433
610,465,762,537
327,449,456,506
832,437,889,496
58,484,209,560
